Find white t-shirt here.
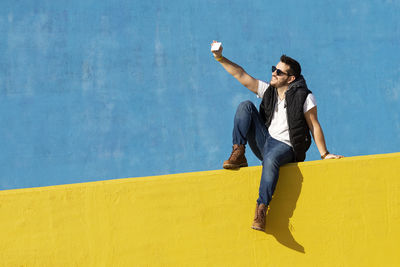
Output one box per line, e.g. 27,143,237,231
257,80,316,147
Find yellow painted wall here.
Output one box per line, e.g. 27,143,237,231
1,153,400,266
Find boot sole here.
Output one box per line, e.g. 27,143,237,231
223,163,248,169
251,225,265,231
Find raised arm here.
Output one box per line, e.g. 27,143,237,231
211,41,258,94
304,106,344,159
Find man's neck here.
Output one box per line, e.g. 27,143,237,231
276,86,289,100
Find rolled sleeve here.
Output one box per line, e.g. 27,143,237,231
303,93,317,113
257,80,269,98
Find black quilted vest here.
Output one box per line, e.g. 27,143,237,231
259,75,312,162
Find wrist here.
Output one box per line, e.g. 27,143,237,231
215,55,223,61
321,151,330,159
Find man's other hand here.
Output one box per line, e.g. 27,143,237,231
324,153,344,159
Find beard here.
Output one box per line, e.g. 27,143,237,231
270,76,288,88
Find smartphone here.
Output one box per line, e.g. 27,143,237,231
211,42,222,52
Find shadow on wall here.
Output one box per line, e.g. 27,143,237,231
265,165,305,253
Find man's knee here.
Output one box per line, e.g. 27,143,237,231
262,156,279,169
237,100,255,113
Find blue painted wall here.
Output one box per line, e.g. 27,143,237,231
1,0,399,190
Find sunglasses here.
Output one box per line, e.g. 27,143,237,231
271,66,291,76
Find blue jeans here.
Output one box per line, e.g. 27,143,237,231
232,100,295,206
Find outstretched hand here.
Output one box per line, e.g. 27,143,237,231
210,40,223,59
324,153,344,159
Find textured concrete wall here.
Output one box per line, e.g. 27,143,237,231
1,153,399,266
1,0,400,189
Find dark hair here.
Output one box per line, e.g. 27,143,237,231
280,54,301,79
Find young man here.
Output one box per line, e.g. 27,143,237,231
211,41,343,231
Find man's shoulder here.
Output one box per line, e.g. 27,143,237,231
292,86,312,96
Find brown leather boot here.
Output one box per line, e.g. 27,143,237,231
251,203,267,231
223,144,248,169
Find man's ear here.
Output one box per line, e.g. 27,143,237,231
288,75,296,84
